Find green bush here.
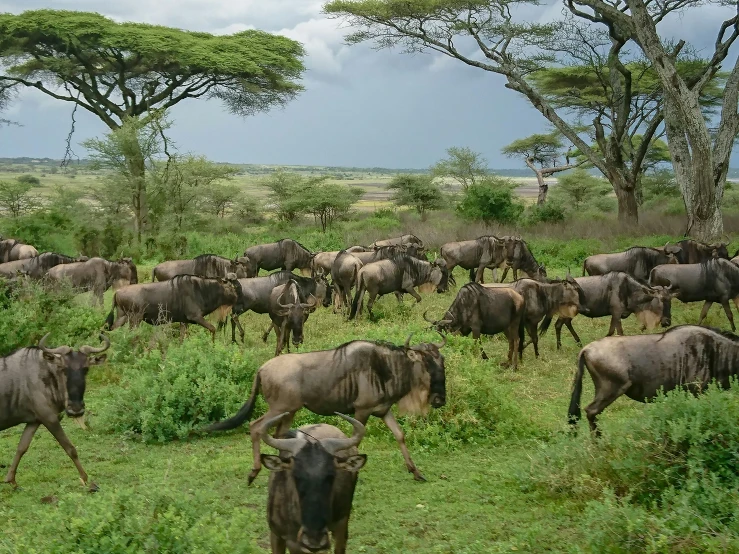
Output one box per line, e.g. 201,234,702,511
525,201,567,224
456,176,523,224
16,174,41,187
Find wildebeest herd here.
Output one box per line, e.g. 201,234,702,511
2,233,739,553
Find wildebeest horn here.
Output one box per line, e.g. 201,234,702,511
422,309,436,323
300,294,318,309
278,297,295,310
404,333,414,348
38,333,72,355
260,412,305,456
79,333,111,355
431,331,447,349
320,413,366,455
225,272,237,280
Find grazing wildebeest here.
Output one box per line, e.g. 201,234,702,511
105,274,243,341
674,239,728,264
260,412,367,554
425,282,525,368
650,258,739,331
311,246,369,276
46,257,138,305
569,325,739,433
498,237,547,282
228,271,331,343
1,333,110,488
206,334,446,483
331,249,364,314
0,252,86,280
371,234,424,250
244,239,315,276
265,280,318,356
152,254,253,281
439,236,507,283
540,272,677,349
349,255,449,320
0,239,38,262
582,244,681,281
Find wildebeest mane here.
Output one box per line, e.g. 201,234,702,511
193,254,232,277
390,255,433,282
166,274,236,315
700,258,739,290
28,253,79,276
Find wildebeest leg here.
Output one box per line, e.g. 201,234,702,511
502,326,518,369
191,316,217,342
500,266,510,282
270,533,287,554
607,314,618,336
366,292,378,319
231,314,245,344
382,411,425,481
3,422,40,487
512,267,519,281
697,301,713,326
526,320,539,358
331,517,350,554
720,300,736,331
563,319,582,345
274,322,287,356
475,265,485,283
43,419,90,487
262,323,274,342
248,408,297,485
111,315,128,330
395,292,404,303
406,288,422,303
554,317,564,349
585,379,632,435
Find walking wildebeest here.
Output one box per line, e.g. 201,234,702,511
569,325,739,433
1,333,109,488
425,282,525,368
46,257,138,305
498,237,547,282
0,239,38,262
331,249,364,314
582,244,681,281
244,239,315,276
650,258,739,331
349,255,449,320
152,254,253,281
371,234,424,250
439,236,507,283
674,239,728,264
265,280,318,356
0,252,86,280
105,274,243,341
539,272,677,349
311,246,369,276
260,412,367,554
206,334,446,483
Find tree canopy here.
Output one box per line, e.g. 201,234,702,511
386,174,445,219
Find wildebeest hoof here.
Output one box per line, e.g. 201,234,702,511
247,469,261,486
88,482,99,493
480,351,489,360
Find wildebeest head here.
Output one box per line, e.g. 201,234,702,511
709,242,729,259
38,333,110,417
111,258,138,288
402,333,447,411
232,256,252,279
554,272,583,319
662,242,682,263
260,412,367,553
430,261,450,293
312,274,332,307
633,283,679,330
242,251,260,277
276,287,318,348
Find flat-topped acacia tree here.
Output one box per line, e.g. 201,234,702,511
0,10,305,238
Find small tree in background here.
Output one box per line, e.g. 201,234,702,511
431,147,489,191
302,179,363,231
386,174,445,220
262,170,307,223
551,169,611,210
457,176,523,224
16,174,41,187
205,183,242,219
0,179,36,218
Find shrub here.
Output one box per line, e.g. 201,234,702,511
456,176,523,224
16,174,41,187
525,201,567,225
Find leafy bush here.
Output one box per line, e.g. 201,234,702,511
525,201,567,224
16,173,41,187
456,176,523,224
550,168,611,211
640,169,678,202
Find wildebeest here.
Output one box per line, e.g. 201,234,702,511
371,234,424,250
0,252,87,280
582,244,681,281
540,272,677,349
311,246,369,276
205,334,446,483
1,333,109,488
152,254,253,281
498,237,547,282
244,239,314,276
46,257,138,305
105,274,243,341
260,412,367,554
0,239,38,262
674,239,728,264
331,249,364,314
425,282,525,368
650,258,739,331
350,244,424,266
439,236,507,283
569,325,739,432
349,255,449,320
265,280,318,356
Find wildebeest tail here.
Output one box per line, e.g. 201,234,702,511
204,373,261,431
104,294,117,330
539,314,553,337
518,303,526,356
349,275,364,320
568,352,586,424
582,260,587,277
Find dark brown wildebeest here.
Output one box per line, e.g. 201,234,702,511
105,274,243,341
674,239,728,264
265,280,318,356
260,412,367,554
206,334,446,483
311,246,369,277
1,333,110,488
0,252,87,280
569,325,739,433
439,236,507,283
244,239,315,277
350,244,409,266
152,254,253,282
46,257,138,305
0,239,38,262
425,282,525,368
582,244,681,281
331,249,364,314
540,272,677,349
498,237,547,282
650,258,739,331
349,255,449,320
371,234,424,250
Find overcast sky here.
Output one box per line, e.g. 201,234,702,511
0,0,735,169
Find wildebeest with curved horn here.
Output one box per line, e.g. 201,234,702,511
650,258,739,331
0,239,38,262
244,239,315,276
260,412,367,554
439,236,506,283
1,333,110,488
349,255,449,320
371,234,424,250
331,249,364,314
569,325,739,433
582,244,681,281
105,274,243,342
46,257,138,305
0,252,87,280
499,237,547,282
674,239,728,264
205,334,446,483
152,254,253,281
265,280,318,356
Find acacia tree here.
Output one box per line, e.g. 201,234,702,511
0,10,305,240
386,174,445,219
430,147,489,190
302,179,363,231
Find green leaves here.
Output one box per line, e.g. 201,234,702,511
386,174,445,218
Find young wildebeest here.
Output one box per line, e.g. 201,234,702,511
265,280,318,356
1,333,109,488
569,325,739,433
206,334,446,483
331,249,364,314
152,254,253,281
349,255,449,320
425,282,525,368
105,274,243,341
582,244,681,281
260,412,367,554
439,236,507,283
650,258,739,331
0,252,87,280
674,239,728,264
499,237,547,282
540,272,677,349
244,239,315,277
0,239,38,262
311,246,369,277
46,257,138,305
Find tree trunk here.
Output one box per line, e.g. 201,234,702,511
126,144,149,244
535,171,548,205
613,185,639,223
